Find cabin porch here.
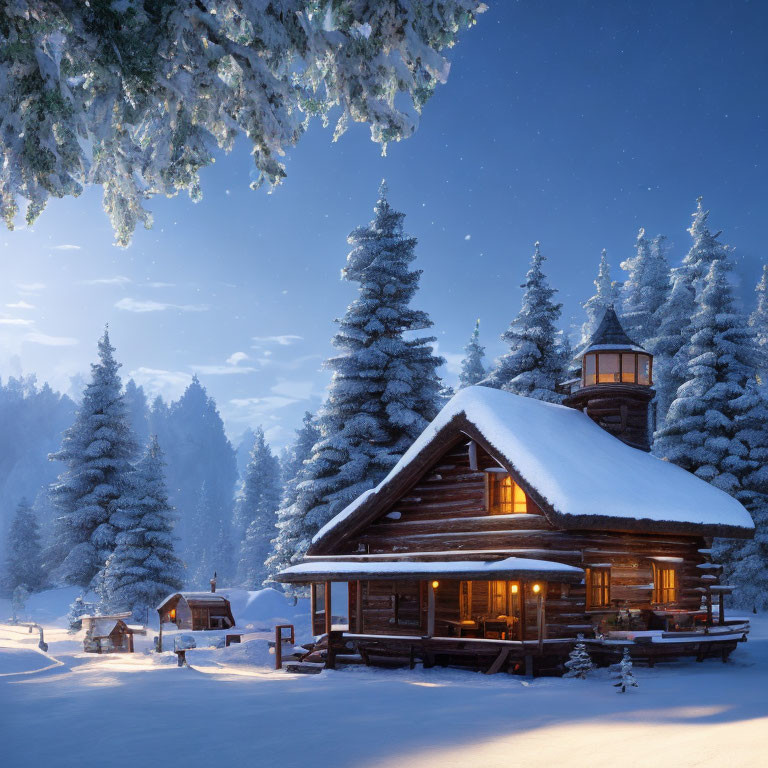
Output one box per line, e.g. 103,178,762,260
294,573,749,676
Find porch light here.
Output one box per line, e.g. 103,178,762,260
510,584,519,594
431,581,440,589
532,583,541,594
169,609,176,620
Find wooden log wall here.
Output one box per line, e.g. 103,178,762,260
344,440,711,639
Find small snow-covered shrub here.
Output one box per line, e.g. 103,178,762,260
611,648,638,693
563,634,594,679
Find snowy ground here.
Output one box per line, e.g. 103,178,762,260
2,589,767,768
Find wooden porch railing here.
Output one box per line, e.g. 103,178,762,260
274,624,295,670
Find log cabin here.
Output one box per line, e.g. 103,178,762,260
276,308,755,675
157,591,235,631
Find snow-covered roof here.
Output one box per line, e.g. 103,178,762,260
87,618,129,637
579,306,647,356
156,592,231,610
311,386,754,549
276,556,583,584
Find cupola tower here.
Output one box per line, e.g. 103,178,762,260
564,306,655,451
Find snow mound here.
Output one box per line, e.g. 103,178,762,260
209,588,310,633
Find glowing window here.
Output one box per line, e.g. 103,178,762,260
653,567,677,604
621,353,636,383
598,353,621,383
586,567,611,609
488,474,528,514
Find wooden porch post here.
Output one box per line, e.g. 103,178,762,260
718,592,725,626
427,581,436,637
324,580,332,636
536,591,544,654
158,616,163,653
705,588,713,627
310,583,316,635
355,580,363,633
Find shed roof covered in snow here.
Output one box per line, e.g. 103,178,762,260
156,592,231,611
310,386,754,552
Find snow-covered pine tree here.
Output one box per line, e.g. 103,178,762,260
654,259,757,496
683,197,731,290
274,183,444,565
235,427,282,588
265,413,321,585
711,380,768,612
483,242,565,402
580,249,621,347
98,437,184,619
154,377,237,573
123,379,150,451
458,319,486,388
749,264,768,386
66,595,91,631
620,229,670,346
611,648,638,693
563,634,593,679
11,584,30,623
3,499,45,595
49,329,137,587
647,270,696,434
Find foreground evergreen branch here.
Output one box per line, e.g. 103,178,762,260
0,1,486,245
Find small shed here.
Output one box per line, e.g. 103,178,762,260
157,592,236,631
81,614,135,653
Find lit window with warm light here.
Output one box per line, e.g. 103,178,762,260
653,566,677,604
488,473,528,514
586,567,611,609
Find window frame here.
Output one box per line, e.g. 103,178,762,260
585,566,611,610
459,581,473,621
486,471,529,515
652,564,678,605
487,580,521,616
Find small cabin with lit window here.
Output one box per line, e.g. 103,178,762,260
277,309,754,674
157,591,235,631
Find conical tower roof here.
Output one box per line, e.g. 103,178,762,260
580,306,647,356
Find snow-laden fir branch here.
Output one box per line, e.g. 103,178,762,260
0,1,486,246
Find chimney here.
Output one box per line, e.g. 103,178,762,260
210,571,217,593
564,306,655,451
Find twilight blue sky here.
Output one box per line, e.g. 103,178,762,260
1,1,766,448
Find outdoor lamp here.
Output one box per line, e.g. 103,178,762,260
431,581,440,589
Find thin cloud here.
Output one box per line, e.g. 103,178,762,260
16,282,45,294
270,380,319,400
193,364,257,376
83,275,132,286
147,281,176,289
115,298,208,313
226,352,250,366
128,367,192,401
252,334,303,346
0,317,34,326
52,244,81,251
229,396,300,416
6,301,34,310
24,332,79,347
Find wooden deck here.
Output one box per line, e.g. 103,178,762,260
317,623,750,676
